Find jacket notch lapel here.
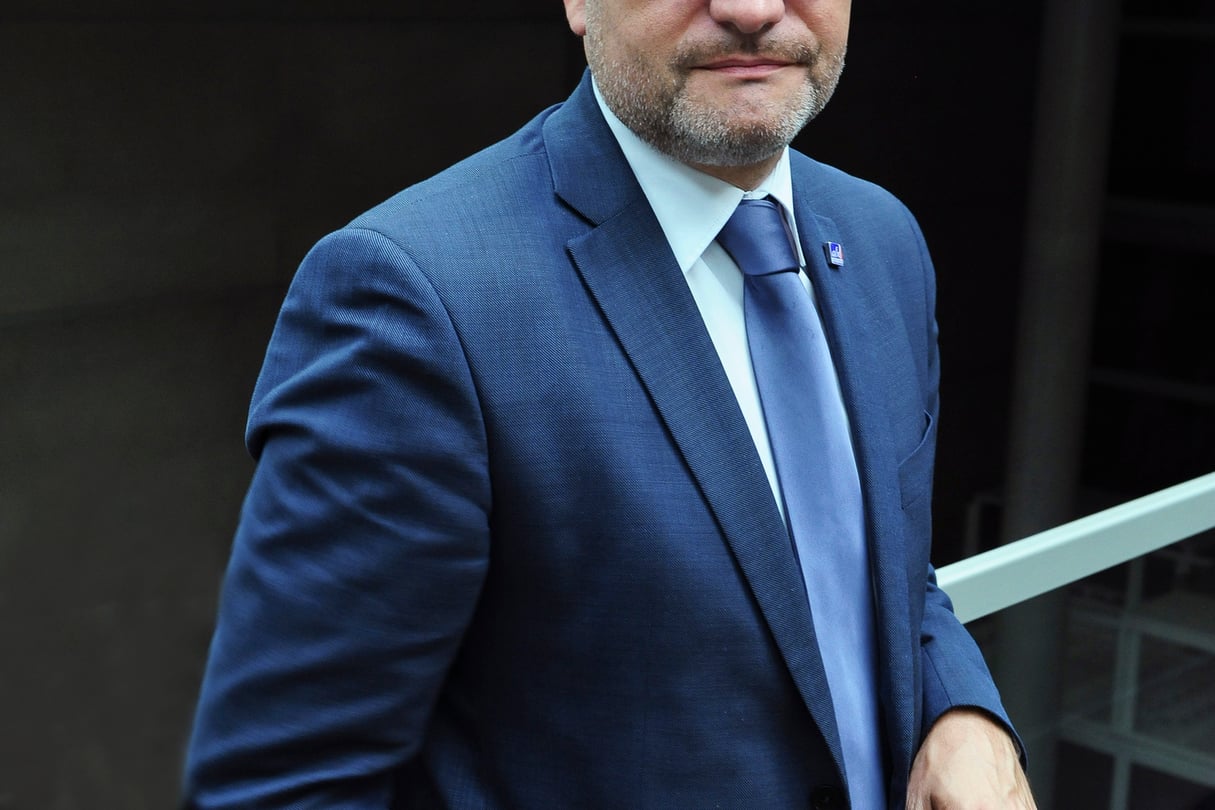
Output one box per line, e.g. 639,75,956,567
566,208,849,781
547,72,851,781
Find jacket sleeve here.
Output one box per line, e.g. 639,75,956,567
183,227,491,808
902,207,1025,762
919,574,1023,760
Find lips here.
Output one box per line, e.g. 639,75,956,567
700,57,794,69
694,58,796,78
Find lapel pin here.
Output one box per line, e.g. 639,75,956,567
824,241,845,268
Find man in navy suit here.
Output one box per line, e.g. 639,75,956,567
185,0,1035,807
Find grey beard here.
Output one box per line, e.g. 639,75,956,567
588,40,844,168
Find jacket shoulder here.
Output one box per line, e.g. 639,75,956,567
346,101,564,243
790,150,914,219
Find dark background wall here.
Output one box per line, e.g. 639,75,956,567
1,2,1210,808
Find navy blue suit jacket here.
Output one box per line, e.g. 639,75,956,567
185,72,1013,809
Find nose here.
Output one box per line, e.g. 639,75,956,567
708,0,785,35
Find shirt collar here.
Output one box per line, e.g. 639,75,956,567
592,78,804,275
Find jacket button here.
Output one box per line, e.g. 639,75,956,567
810,785,846,810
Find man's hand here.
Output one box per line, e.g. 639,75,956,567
906,707,1036,810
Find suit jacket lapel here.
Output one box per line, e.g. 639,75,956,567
793,192,918,779
544,74,848,778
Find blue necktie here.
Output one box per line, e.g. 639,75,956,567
717,197,884,809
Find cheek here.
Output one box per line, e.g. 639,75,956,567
794,0,851,46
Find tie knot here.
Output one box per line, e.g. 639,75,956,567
717,197,800,278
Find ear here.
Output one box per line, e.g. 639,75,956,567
563,0,587,36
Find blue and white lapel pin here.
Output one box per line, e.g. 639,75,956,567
824,241,845,268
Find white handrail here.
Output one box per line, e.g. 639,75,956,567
936,471,1215,623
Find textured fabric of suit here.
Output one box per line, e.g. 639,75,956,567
184,71,1015,810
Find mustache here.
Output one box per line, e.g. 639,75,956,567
673,34,822,69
